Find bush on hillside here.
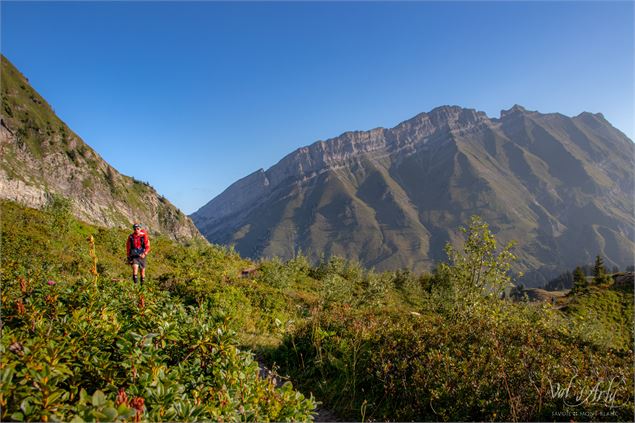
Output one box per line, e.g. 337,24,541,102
1,277,316,422
272,217,634,421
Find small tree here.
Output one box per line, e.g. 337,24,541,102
439,215,518,307
593,255,611,285
572,266,588,293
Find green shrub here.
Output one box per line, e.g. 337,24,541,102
259,257,294,289
0,201,316,421
276,300,634,421
0,277,316,422
272,217,634,421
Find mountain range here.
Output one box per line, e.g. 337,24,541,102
0,56,200,240
192,104,634,286
2,54,632,286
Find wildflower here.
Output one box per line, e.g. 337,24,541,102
138,295,145,309
47,280,56,286
116,388,129,407
131,397,145,423
19,277,27,294
16,299,26,315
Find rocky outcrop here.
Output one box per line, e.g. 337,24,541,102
0,55,202,241
613,272,634,289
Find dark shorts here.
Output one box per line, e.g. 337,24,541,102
130,256,146,269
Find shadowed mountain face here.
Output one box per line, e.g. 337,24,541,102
0,56,201,240
192,105,634,286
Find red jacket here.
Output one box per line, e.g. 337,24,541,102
127,230,151,257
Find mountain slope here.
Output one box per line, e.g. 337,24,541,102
192,105,634,285
0,55,201,240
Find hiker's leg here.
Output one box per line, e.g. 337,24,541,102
132,264,139,284
140,267,145,285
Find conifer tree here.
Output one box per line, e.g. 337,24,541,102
593,255,611,285
572,266,587,293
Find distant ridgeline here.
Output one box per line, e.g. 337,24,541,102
193,105,634,286
0,55,201,240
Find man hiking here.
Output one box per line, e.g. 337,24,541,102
127,223,151,286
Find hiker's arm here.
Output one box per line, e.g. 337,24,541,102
144,235,151,255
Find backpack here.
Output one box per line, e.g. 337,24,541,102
129,233,146,257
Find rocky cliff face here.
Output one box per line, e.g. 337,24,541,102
192,105,634,286
194,107,485,231
0,55,201,240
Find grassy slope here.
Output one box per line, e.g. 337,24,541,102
1,55,92,176
561,284,634,351
0,199,423,347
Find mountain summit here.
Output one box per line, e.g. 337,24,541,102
0,56,201,240
192,105,634,285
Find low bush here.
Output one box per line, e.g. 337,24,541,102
1,277,316,422
271,217,635,421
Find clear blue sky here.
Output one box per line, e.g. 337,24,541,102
2,1,633,214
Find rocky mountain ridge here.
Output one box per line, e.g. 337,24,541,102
195,106,487,227
192,105,634,286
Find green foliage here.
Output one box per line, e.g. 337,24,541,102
44,193,73,236
259,257,294,289
276,301,633,421
437,215,517,311
0,273,315,422
572,266,588,293
2,201,633,421
564,286,634,351
0,201,316,421
272,217,634,422
593,255,612,285
311,256,391,309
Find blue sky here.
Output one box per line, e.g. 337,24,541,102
2,1,633,214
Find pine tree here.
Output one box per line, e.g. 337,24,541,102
572,266,587,293
593,255,611,285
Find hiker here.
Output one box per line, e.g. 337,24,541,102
127,223,151,286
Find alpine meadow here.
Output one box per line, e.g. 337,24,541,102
1,2,634,422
